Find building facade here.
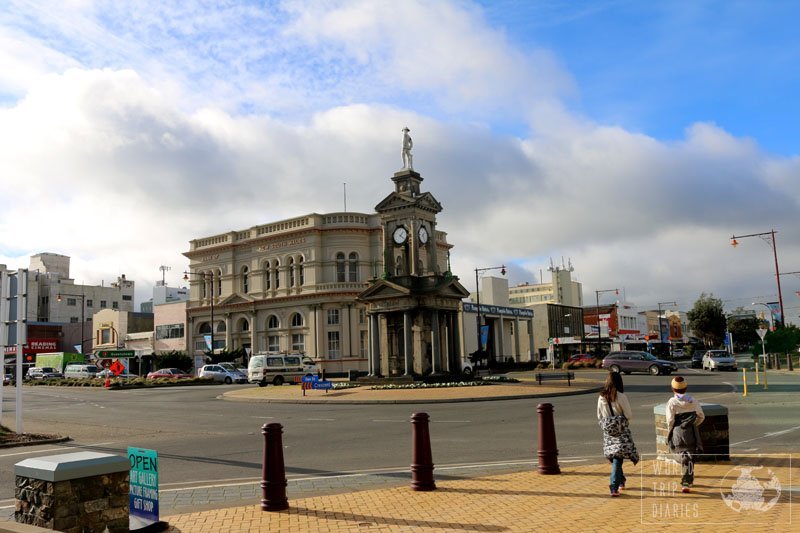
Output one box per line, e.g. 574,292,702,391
508,259,583,308
153,301,188,354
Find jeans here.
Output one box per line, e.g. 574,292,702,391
610,457,626,491
680,452,695,485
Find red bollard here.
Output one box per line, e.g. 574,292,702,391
537,403,561,475
410,412,436,491
261,423,289,511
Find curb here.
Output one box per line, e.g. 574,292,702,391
220,386,603,405
0,436,71,449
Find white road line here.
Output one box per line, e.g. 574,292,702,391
731,425,800,446
0,441,115,458
305,418,336,421
371,419,406,423
249,416,275,419
433,420,471,424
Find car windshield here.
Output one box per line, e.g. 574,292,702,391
642,353,658,361
709,352,730,358
42,367,56,372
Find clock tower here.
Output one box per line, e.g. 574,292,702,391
358,153,469,379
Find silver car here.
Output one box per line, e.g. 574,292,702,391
199,364,247,384
702,350,737,371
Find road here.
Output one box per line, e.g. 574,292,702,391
1,364,797,513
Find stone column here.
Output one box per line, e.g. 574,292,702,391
496,317,505,363
404,311,413,376
451,312,461,372
528,319,535,362
368,314,377,376
250,311,257,356
431,311,441,374
514,316,521,363
224,315,231,351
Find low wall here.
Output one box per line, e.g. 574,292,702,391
654,402,729,462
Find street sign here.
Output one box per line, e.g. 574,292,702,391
756,328,768,340
97,350,135,358
301,375,319,383
109,360,125,376
128,447,160,529
313,380,333,390
97,359,112,370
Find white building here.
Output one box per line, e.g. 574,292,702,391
508,259,583,308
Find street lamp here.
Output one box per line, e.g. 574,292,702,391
594,288,618,356
474,265,506,366
184,271,215,354
731,229,784,328
752,302,775,331
56,292,88,355
657,301,677,346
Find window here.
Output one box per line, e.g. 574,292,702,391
298,257,304,286
156,324,185,340
274,260,280,289
240,319,249,332
122,295,132,301
195,340,208,351
264,264,272,290
70,317,78,323
327,331,340,358
86,299,93,307
360,331,368,357
291,313,303,327
288,257,295,287
267,335,280,352
358,309,366,324
291,334,304,352
327,309,340,325
267,315,279,329
67,298,77,306
336,252,345,282
100,300,107,308
267,357,283,367
348,252,358,282
112,301,119,309
199,322,211,334
100,329,112,344
242,266,250,292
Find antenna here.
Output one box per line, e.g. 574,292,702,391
159,265,171,286
343,183,347,212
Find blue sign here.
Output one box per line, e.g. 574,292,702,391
128,447,159,529
479,325,489,350
314,380,333,390
301,375,319,383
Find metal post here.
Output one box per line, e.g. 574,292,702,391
770,230,785,327
475,269,482,362
16,269,27,434
742,369,747,397
537,403,560,474
261,423,288,511
410,412,435,491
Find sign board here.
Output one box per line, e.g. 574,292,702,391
314,380,333,390
128,447,159,529
302,375,319,383
97,350,135,358
756,328,768,340
97,359,112,370
109,360,125,376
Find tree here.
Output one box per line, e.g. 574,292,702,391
726,316,761,350
687,293,726,347
152,350,193,372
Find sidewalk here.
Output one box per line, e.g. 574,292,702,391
165,457,796,532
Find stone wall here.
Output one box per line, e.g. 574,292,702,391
15,471,129,532
654,402,730,462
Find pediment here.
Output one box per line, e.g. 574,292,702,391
414,192,443,213
375,193,414,213
218,293,255,305
357,280,411,301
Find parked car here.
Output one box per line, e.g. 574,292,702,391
691,351,704,369
199,364,247,384
64,364,99,379
602,351,678,376
569,353,597,363
95,369,137,379
671,349,685,358
26,367,64,380
4,373,12,385
146,368,193,379
702,350,737,371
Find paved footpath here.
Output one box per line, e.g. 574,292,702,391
165,457,796,532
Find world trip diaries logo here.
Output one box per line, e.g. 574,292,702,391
640,454,791,527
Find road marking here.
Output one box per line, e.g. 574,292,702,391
730,425,800,446
249,416,275,419
433,420,472,424
0,441,115,458
371,419,406,423
305,418,336,421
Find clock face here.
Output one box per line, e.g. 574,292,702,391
393,226,408,244
418,226,429,244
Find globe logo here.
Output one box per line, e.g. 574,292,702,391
720,466,781,512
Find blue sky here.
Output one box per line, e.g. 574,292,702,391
0,0,798,320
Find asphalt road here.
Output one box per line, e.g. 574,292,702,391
1,363,798,510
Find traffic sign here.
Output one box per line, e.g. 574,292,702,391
756,328,768,340
313,380,333,390
301,375,319,383
109,360,125,376
97,350,135,358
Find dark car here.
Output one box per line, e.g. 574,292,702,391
691,351,703,368
569,353,597,363
602,351,678,376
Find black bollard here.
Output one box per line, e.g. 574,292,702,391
788,354,794,371
537,403,561,475
261,423,289,511
774,354,781,370
411,412,436,491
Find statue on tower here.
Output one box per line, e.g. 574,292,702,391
401,127,413,170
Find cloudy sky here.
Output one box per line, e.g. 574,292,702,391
1,0,798,322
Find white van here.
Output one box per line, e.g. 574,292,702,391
248,354,319,387
64,363,99,379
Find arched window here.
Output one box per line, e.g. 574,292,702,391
200,273,207,299
348,252,358,282
216,270,222,296
291,313,303,327
216,321,226,333
267,315,279,329
199,322,211,334
273,260,281,289
239,318,250,332
298,257,305,286
336,252,346,282
242,266,249,293
288,257,295,287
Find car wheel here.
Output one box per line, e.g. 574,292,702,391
224,376,232,384
649,365,660,376
609,365,621,373
273,376,284,386
258,380,267,388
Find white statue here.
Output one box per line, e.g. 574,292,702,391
401,127,413,170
